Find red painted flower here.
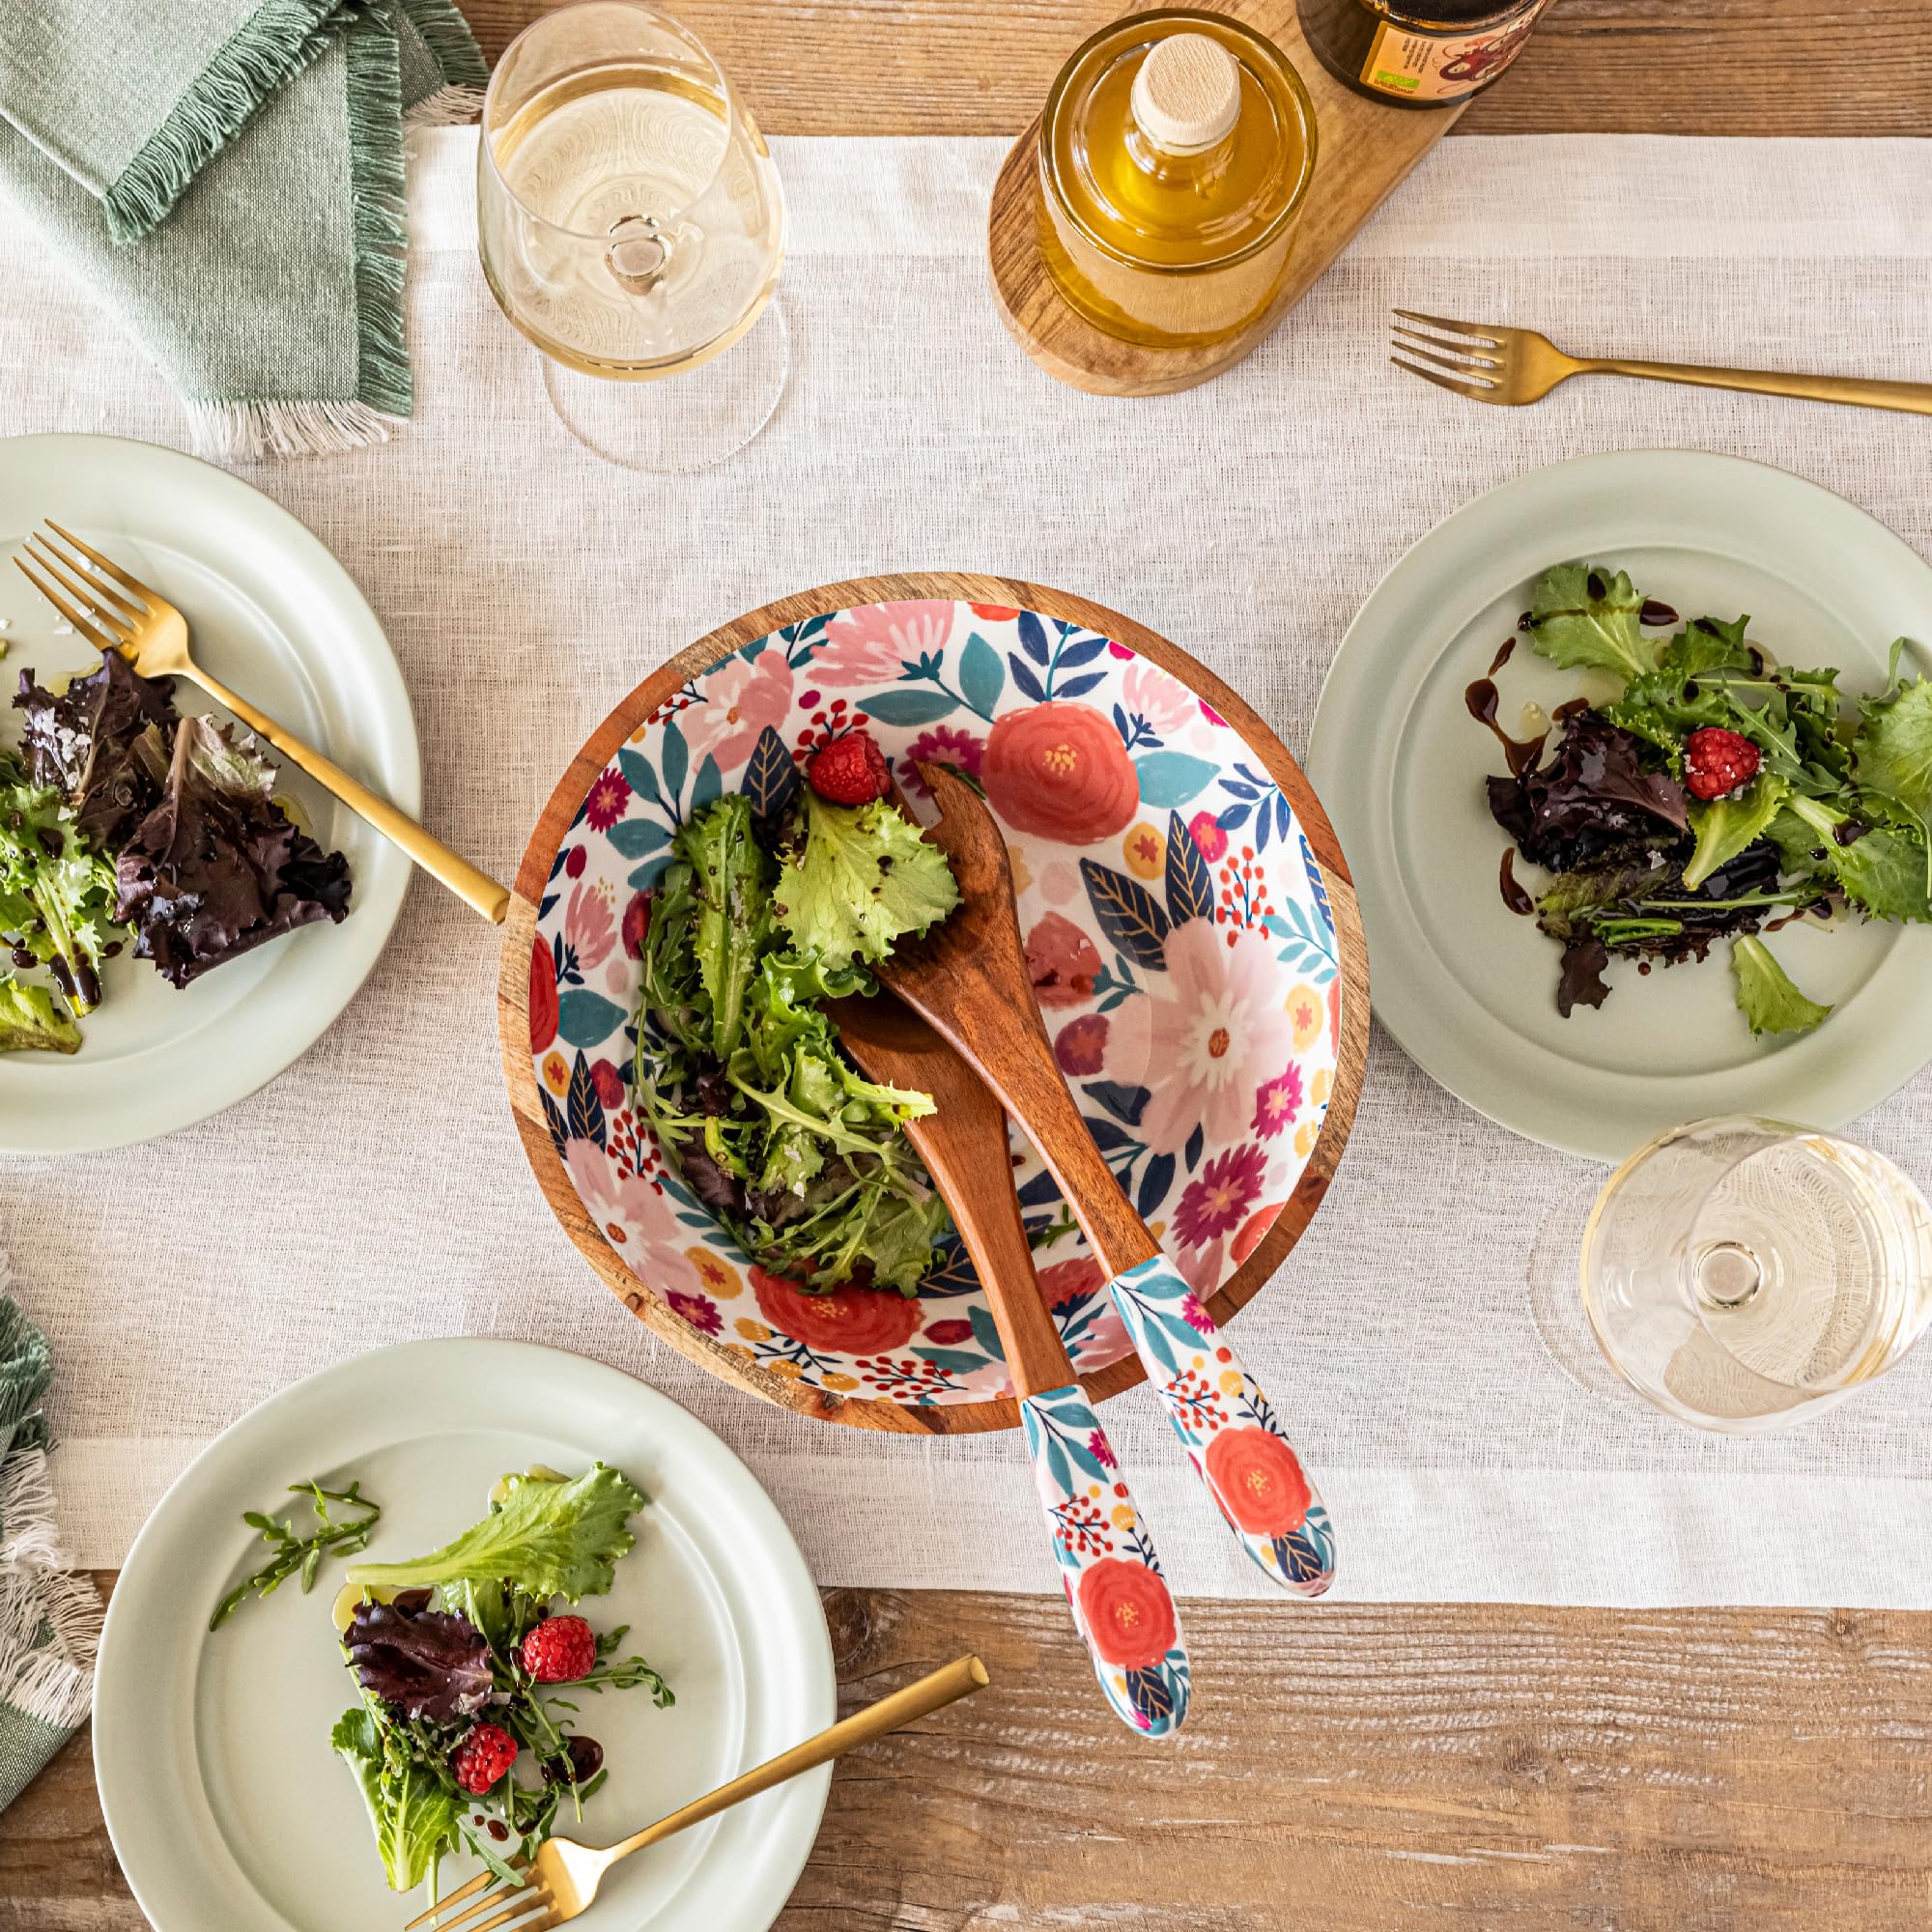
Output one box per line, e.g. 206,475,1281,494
898,724,986,799
1087,1430,1117,1470
1037,1257,1103,1310
1171,1143,1268,1248
1054,1011,1109,1075
1076,1558,1178,1669
529,939,558,1053
752,1266,923,1355
622,891,650,960
583,770,632,832
969,602,1021,621
922,1319,973,1346
1232,1202,1283,1265
1187,810,1228,864
1206,1426,1311,1537
982,702,1138,844
564,845,587,879
667,1291,722,1337
589,1058,626,1111
1025,912,1102,1009
1253,1065,1303,1139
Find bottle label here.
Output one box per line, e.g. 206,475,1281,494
1360,5,1548,101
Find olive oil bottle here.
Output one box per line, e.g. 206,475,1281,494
1036,11,1317,350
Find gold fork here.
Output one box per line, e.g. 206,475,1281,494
406,1654,989,1932
12,522,510,923
1390,309,1932,416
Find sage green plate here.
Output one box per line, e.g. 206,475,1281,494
1306,450,1932,1162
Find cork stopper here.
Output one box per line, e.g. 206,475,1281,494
1129,32,1241,156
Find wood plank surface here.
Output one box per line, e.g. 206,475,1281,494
9,1579,1932,1930
455,0,1932,138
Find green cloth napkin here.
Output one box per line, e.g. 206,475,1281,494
0,0,487,456
0,1295,97,1817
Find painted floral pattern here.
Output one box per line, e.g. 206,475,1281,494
530,603,1341,1406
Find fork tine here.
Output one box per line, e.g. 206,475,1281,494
1390,355,1495,404
43,519,154,611
1392,307,1505,348
11,555,120,652
417,1875,545,1932
1389,336,1499,384
22,539,138,643
403,1861,526,1932
1390,323,1500,370
448,1889,554,1932
28,530,146,623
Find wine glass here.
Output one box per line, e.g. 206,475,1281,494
476,1,786,472
1579,1116,1932,1433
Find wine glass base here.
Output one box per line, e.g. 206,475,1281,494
1526,1173,1655,1415
541,298,789,473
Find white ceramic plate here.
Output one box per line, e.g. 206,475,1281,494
95,1339,835,1932
1307,449,1932,1161
0,433,418,1152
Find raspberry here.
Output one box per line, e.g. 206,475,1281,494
450,1721,518,1794
521,1614,597,1684
807,729,891,806
1683,727,1761,800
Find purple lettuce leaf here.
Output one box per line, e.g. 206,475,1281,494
1488,711,1689,875
344,1593,495,1722
14,654,177,850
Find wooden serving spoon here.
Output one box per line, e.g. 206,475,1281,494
830,987,1190,1737
874,763,1336,1597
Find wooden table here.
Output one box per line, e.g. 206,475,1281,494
12,6,1932,1928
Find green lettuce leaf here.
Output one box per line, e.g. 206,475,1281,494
1525,564,1658,685
1781,795,1932,923
775,795,959,974
348,1463,644,1603
1853,646,1932,891
1731,936,1833,1037
0,975,80,1053
681,794,772,1058
331,1706,459,1893
1682,774,1790,890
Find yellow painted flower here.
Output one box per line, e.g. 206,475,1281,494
822,1372,860,1393
1112,1504,1137,1530
735,1318,772,1344
1293,1121,1318,1158
1122,820,1165,880
1289,982,1324,1050
1219,1370,1243,1396
1312,1067,1332,1106
686,1246,742,1299
768,1358,804,1380
725,1343,755,1363
1008,843,1034,897
541,1051,569,1095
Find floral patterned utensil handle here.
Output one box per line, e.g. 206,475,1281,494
1107,1256,1336,1596
1020,1380,1191,1736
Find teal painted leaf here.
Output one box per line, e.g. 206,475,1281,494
660,718,689,802
1134,752,1218,810
616,748,660,806
957,632,1004,716
1164,810,1214,925
607,819,671,858
1046,1435,1072,1495
690,753,723,811
857,689,960,727
968,1303,1007,1362
628,855,674,891
1081,861,1171,968
557,989,627,1048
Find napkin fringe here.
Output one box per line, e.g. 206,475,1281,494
0,1451,60,1578
401,0,490,126
102,0,345,245
0,1570,98,1733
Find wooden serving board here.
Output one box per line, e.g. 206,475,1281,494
989,0,1464,396
498,572,1370,1435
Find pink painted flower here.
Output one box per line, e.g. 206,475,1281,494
1200,699,1227,727
1122,659,1198,736
1055,1012,1109,1076
1026,912,1102,1009
1139,920,1296,1155
565,881,616,972
1107,640,1135,661
810,600,955,686
1187,811,1228,863
1253,1065,1303,1139
923,1319,973,1346
1087,1430,1118,1470
1038,1256,1104,1310
1179,1293,1213,1334
898,724,986,798
682,649,794,770
1172,1144,1268,1248
583,770,631,832
667,1291,722,1337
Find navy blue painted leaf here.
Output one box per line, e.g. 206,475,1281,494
1124,1667,1176,1726
690,753,723,812
607,818,672,858
968,1303,1007,1362
1016,1168,1065,1208
1216,802,1252,832
546,843,571,884
1080,861,1171,968
1016,610,1051,665
739,725,800,822
1255,801,1272,853
1136,1151,1176,1219
1007,653,1047,704
1275,1530,1329,1586
1055,670,1107,701
557,989,628,1048
539,1084,568,1159
1276,790,1293,838
1184,1123,1206,1172
659,718,689,803
1083,1080,1150,1126
1220,780,1260,801
1301,833,1335,934
566,1051,607,1147
1112,702,1133,743
1054,632,1109,670
1083,1116,1135,1153
855,689,960,727
1164,810,1215,926
627,855,674,891
957,632,1005,716
921,1237,981,1296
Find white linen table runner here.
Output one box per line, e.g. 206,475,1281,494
8,128,1932,1605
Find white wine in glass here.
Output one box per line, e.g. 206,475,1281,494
1581,1116,1932,1433
478,1,786,471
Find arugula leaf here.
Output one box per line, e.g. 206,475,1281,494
0,750,121,1016
332,1706,459,1893
348,1464,645,1603
1525,563,1657,684
1781,795,1932,923
679,793,770,1057
1852,651,1932,892
0,975,79,1053
1732,936,1833,1037
775,794,960,974
1682,774,1790,890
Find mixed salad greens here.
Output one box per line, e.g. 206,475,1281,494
0,652,352,1051
1486,562,1932,1036
325,1463,671,1896
633,740,963,1295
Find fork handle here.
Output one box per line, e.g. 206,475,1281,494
181,666,510,924
1583,358,1932,416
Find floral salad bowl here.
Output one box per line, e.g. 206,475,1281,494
499,576,1367,1432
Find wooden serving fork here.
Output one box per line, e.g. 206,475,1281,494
876,764,1336,1597
12,521,510,923
831,988,1190,1736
